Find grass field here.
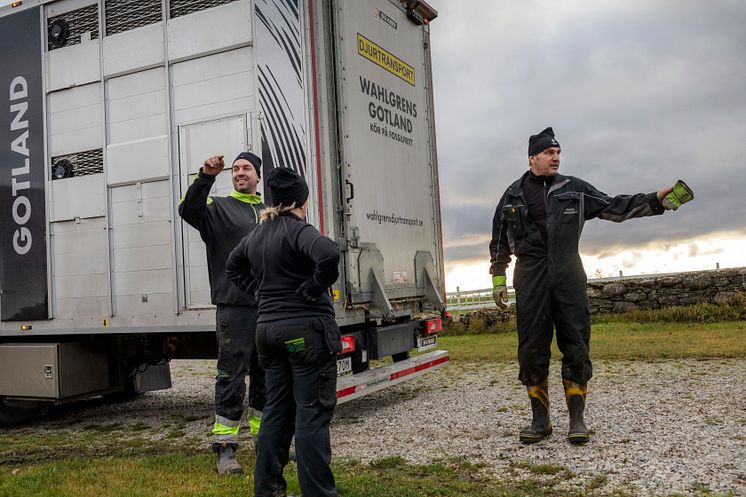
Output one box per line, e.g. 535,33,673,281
1,314,743,497
439,321,746,363
0,453,600,497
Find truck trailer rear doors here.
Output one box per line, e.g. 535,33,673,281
331,0,442,312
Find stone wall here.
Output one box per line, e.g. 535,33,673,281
587,267,746,314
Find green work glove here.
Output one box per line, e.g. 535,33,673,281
662,179,694,211
492,275,508,309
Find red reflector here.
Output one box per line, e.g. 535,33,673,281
444,311,452,319
424,318,442,334
340,335,355,354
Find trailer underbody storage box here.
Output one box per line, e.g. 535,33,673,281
368,323,415,360
0,343,109,399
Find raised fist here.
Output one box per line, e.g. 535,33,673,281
202,155,225,176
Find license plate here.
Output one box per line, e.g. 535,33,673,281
336,356,352,376
417,335,437,352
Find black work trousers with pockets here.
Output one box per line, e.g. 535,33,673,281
253,315,340,497
214,305,266,440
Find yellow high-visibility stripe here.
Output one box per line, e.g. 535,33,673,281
562,379,587,398
212,422,240,436
527,384,550,409
248,415,261,437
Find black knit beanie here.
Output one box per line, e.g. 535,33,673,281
528,127,560,156
266,167,309,207
233,152,262,178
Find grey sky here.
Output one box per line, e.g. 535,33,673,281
428,1,746,266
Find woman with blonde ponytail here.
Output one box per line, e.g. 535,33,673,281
226,167,341,497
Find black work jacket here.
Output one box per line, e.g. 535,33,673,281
489,171,664,284
178,170,265,306
226,212,340,323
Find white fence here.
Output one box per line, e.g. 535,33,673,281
446,286,514,311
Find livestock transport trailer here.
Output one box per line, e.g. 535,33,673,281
0,0,448,424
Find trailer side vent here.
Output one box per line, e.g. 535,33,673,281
47,4,100,51
48,19,70,48
105,0,163,36
51,149,104,180
169,0,238,19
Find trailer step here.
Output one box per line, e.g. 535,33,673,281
336,349,449,404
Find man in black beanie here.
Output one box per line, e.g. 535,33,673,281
178,152,267,474
226,167,341,497
489,127,682,445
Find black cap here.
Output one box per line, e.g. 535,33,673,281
528,127,560,156
266,167,309,208
233,152,262,178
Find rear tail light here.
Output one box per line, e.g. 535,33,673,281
444,311,452,319
423,318,442,334
340,335,355,354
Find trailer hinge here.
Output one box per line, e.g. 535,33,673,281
136,182,143,217
348,226,360,249
370,269,395,321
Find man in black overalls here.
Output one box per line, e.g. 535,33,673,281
489,127,679,444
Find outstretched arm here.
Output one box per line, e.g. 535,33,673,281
582,181,666,222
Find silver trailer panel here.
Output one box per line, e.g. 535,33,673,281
1,0,444,329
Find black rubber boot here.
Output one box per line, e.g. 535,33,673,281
563,379,590,445
519,379,552,443
212,442,243,475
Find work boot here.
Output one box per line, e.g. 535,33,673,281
563,378,590,445
212,441,242,475
519,379,552,443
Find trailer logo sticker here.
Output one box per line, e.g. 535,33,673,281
365,210,424,228
376,9,398,31
1,6,49,322
357,33,415,86
9,77,33,256
360,76,416,147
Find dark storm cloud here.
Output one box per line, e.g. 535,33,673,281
429,0,746,265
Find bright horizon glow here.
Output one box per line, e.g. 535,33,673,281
444,232,746,292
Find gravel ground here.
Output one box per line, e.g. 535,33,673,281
23,357,746,496
331,358,746,496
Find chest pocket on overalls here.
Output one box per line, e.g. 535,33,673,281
555,192,582,224
502,203,529,238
